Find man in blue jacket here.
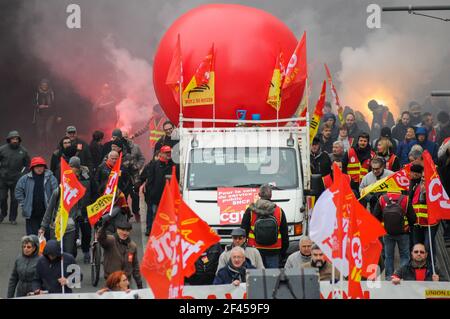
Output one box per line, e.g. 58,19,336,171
415,127,438,163
15,157,58,236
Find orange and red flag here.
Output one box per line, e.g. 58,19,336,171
282,32,307,100
55,157,86,241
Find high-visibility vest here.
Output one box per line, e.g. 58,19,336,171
346,148,374,184
386,154,398,171
247,206,282,250
412,184,436,226
149,117,165,148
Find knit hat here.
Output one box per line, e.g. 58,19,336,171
112,128,122,138
30,157,47,169
415,126,427,137
69,156,81,169
323,113,336,123
380,127,392,138
111,139,123,149
312,137,321,145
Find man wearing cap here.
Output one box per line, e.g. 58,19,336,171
15,157,58,235
101,128,131,160
216,228,264,273
138,145,177,236
0,131,30,224
98,216,143,289
66,125,93,173
50,136,77,183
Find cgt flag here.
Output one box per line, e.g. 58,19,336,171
310,163,386,298
282,32,307,101
87,153,122,226
359,164,411,199
141,167,220,299
423,150,450,225
309,80,327,143
54,157,86,241
182,44,215,107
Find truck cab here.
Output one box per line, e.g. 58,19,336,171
176,119,311,254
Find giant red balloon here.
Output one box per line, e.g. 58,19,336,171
153,4,302,126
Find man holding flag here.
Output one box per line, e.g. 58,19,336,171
140,167,220,298
39,156,86,258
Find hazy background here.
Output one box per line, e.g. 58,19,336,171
1,0,449,157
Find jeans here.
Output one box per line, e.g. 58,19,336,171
383,234,410,280
259,251,280,268
0,180,18,221
412,224,438,265
146,201,158,232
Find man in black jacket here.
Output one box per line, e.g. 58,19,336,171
310,137,332,177
66,126,93,173
0,131,30,224
391,243,442,284
138,146,176,236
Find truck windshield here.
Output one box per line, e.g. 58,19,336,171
187,147,298,190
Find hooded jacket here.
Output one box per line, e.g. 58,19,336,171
415,127,438,162
7,235,40,298
0,142,30,182
241,199,289,256
15,170,58,219
213,259,255,285
33,240,78,293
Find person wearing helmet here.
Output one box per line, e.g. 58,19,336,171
0,131,30,224
14,157,58,235
137,145,177,236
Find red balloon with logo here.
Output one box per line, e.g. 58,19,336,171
153,4,303,126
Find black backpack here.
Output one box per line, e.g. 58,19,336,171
254,212,279,246
382,194,406,235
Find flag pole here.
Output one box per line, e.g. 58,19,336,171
59,187,65,294
428,224,436,274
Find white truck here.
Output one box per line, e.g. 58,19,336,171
174,117,317,254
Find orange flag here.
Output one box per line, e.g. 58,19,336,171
282,32,307,100
324,63,343,122
346,191,386,299
141,167,220,298
423,150,450,225
55,158,86,241
166,34,183,105
309,80,327,142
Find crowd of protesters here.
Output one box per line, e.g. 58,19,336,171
2,80,450,297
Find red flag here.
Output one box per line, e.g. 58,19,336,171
166,34,183,104
423,150,450,224
324,63,344,123
194,44,214,86
55,158,87,241
346,194,386,299
282,32,307,100
141,167,220,299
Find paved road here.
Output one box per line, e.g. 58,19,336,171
0,196,149,297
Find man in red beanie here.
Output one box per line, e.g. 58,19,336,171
15,157,59,235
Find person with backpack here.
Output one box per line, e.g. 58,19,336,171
241,184,289,268
373,191,416,280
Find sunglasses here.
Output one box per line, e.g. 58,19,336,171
413,250,426,254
